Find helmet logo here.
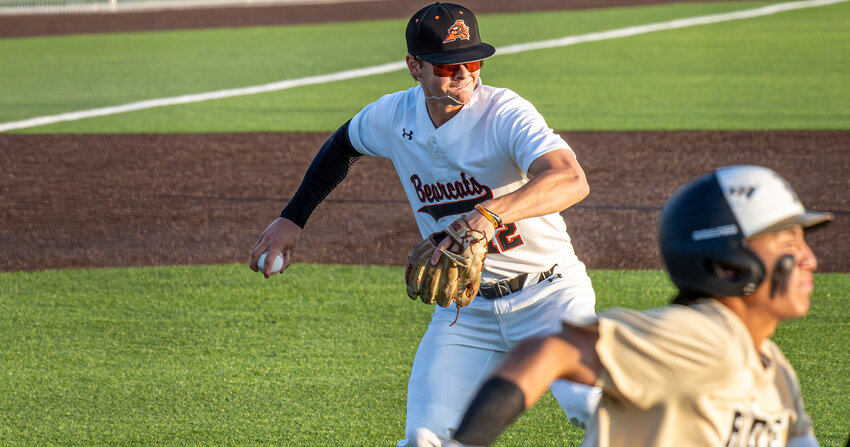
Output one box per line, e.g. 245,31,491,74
723,183,759,208
727,185,757,200
692,224,738,241
444,20,471,43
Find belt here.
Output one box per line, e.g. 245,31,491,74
478,265,557,300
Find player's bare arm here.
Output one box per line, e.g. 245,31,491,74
431,149,588,265
498,323,601,408
478,148,589,226
453,324,600,445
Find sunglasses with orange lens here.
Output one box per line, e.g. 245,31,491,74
431,60,483,77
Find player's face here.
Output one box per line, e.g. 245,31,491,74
747,225,818,321
415,58,481,104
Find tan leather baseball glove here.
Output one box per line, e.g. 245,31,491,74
405,217,488,308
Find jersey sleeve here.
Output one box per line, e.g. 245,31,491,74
594,306,736,409
767,342,816,439
495,94,574,175
348,92,399,159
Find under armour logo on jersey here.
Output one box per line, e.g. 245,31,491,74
444,20,470,43
402,128,414,140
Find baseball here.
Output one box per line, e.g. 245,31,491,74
257,251,284,274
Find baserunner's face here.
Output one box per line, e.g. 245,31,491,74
747,225,818,321
409,56,481,105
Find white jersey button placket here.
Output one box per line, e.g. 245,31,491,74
428,136,448,173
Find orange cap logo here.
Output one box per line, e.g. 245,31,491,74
443,19,470,43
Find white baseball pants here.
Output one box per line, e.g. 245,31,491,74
397,261,601,447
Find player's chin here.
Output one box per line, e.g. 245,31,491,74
785,291,811,319
450,87,474,103
794,299,811,319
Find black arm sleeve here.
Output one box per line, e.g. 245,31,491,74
453,377,526,446
279,120,362,228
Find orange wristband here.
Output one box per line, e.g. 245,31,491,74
475,204,502,229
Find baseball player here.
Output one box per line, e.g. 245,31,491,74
451,165,832,446
249,2,600,445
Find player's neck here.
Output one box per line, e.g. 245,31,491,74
717,297,778,358
425,100,463,128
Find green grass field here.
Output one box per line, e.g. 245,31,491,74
1,265,848,445
1,0,849,132
0,265,850,446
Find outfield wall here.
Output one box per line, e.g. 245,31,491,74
0,0,368,15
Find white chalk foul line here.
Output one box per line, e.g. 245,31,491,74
1,0,845,133
497,0,847,55
0,61,406,133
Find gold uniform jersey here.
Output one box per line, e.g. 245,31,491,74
584,299,814,446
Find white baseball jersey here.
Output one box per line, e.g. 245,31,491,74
348,82,580,280
585,299,815,446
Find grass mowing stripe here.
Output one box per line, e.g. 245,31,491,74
1,0,844,132
1,265,847,445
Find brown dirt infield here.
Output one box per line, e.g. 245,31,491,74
1,1,848,273
2,131,847,273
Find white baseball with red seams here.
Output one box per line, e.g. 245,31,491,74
256,251,283,274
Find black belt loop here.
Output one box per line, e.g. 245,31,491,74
478,265,557,300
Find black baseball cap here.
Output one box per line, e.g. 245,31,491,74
406,2,496,64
